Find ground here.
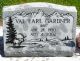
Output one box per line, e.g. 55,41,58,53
0,21,2,26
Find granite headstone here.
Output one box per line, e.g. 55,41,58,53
3,2,77,57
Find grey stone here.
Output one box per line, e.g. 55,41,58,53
3,2,77,57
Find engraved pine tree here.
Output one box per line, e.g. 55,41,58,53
6,17,17,44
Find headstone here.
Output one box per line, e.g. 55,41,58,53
3,2,77,57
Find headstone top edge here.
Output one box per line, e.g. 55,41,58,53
3,2,77,12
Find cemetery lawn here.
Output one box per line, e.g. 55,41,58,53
0,0,80,25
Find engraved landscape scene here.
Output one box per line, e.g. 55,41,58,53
4,9,75,56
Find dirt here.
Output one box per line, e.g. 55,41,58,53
0,20,3,26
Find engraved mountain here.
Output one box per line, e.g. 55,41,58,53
11,9,73,18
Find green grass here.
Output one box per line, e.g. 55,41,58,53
0,0,80,25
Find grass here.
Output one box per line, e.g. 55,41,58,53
0,0,80,25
